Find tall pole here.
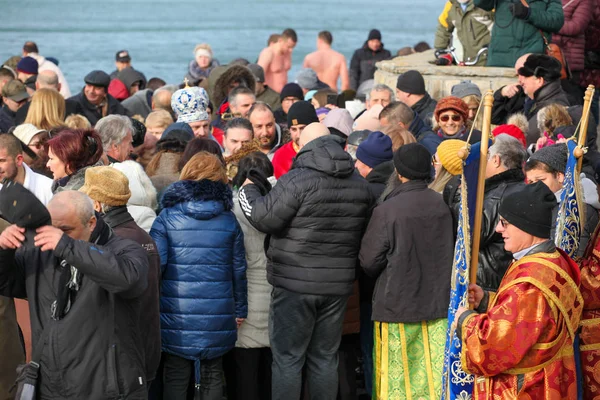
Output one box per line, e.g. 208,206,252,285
576,85,595,171
469,90,494,286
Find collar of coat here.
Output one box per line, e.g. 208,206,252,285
485,168,525,192
386,179,429,200
160,179,233,210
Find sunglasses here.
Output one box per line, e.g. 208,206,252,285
440,114,462,122
28,142,43,150
499,217,511,228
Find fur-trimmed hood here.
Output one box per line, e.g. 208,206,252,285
161,179,233,220
209,65,256,110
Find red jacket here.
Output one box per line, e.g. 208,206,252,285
552,0,594,72
271,141,297,178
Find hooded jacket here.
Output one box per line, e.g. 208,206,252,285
117,67,147,92
408,111,443,155
112,160,158,232
69,91,130,126
0,216,150,400
209,64,256,115
349,43,392,90
239,135,375,296
475,0,564,67
360,180,454,322
103,206,161,383
150,179,247,366
122,89,153,119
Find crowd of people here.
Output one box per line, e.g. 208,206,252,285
0,1,599,399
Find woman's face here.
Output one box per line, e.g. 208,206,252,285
525,167,564,194
438,111,464,136
46,148,68,180
196,55,211,69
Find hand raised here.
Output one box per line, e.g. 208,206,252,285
0,225,25,250
34,226,64,252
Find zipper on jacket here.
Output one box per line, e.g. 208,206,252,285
470,20,476,42
106,344,122,398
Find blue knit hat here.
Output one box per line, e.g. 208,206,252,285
356,131,393,168
16,56,38,75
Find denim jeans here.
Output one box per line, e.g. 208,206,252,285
270,287,349,400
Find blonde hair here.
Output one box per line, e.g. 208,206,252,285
180,152,228,183
507,113,529,136
194,43,213,56
382,125,416,151
429,167,454,193
463,94,483,131
64,114,91,129
145,110,173,130
24,88,66,130
537,104,572,137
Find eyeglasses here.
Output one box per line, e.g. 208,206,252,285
28,142,43,150
431,155,440,166
440,114,462,122
499,217,511,228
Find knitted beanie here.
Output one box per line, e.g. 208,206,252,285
393,143,432,180
492,124,527,148
434,96,469,122
528,143,568,173
396,70,426,95
436,139,466,175
287,101,319,127
356,131,393,168
451,80,481,99
79,166,131,206
16,57,39,75
498,181,556,238
279,83,304,101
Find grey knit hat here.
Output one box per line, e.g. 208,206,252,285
527,143,568,173
451,80,481,99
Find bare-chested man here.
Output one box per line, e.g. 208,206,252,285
258,29,297,93
303,31,349,91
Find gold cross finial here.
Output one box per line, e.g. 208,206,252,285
183,77,190,88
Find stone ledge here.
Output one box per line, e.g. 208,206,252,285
374,49,517,99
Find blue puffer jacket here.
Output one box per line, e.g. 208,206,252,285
150,179,247,367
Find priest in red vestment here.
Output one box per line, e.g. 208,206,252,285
456,182,584,399
271,101,318,178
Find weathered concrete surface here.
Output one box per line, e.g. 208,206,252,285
374,49,517,99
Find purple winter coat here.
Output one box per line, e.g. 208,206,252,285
552,0,594,72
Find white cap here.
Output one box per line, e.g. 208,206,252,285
12,124,45,145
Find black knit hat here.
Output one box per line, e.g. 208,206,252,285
396,70,426,95
393,143,431,180
287,101,319,127
279,82,304,102
517,54,562,83
499,181,556,239
368,29,382,41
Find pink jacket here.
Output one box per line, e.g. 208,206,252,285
552,0,594,72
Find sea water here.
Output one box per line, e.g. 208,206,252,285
0,0,440,92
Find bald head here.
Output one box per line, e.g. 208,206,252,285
299,123,330,148
48,191,96,241
515,54,531,74
153,86,176,112
36,70,60,90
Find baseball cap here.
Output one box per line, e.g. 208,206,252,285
13,124,45,146
1,79,29,102
115,50,131,63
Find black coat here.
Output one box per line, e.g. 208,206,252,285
411,93,437,128
349,43,392,90
0,217,149,399
68,91,129,126
445,169,527,291
239,135,375,296
360,180,454,323
103,206,161,383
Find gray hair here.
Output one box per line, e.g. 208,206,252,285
36,70,59,89
489,134,527,170
367,84,395,102
95,115,134,151
229,86,255,107
49,191,95,225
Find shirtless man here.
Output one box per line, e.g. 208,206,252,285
258,29,297,93
303,31,349,91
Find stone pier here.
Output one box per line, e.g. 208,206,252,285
374,50,517,98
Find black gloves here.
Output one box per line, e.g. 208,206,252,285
510,2,530,20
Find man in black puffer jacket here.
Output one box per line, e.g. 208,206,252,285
0,190,149,400
239,124,375,400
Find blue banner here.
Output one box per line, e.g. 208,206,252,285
555,140,583,258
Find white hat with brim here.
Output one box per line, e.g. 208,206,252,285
12,124,45,145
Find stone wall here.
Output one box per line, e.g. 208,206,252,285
374,49,516,98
